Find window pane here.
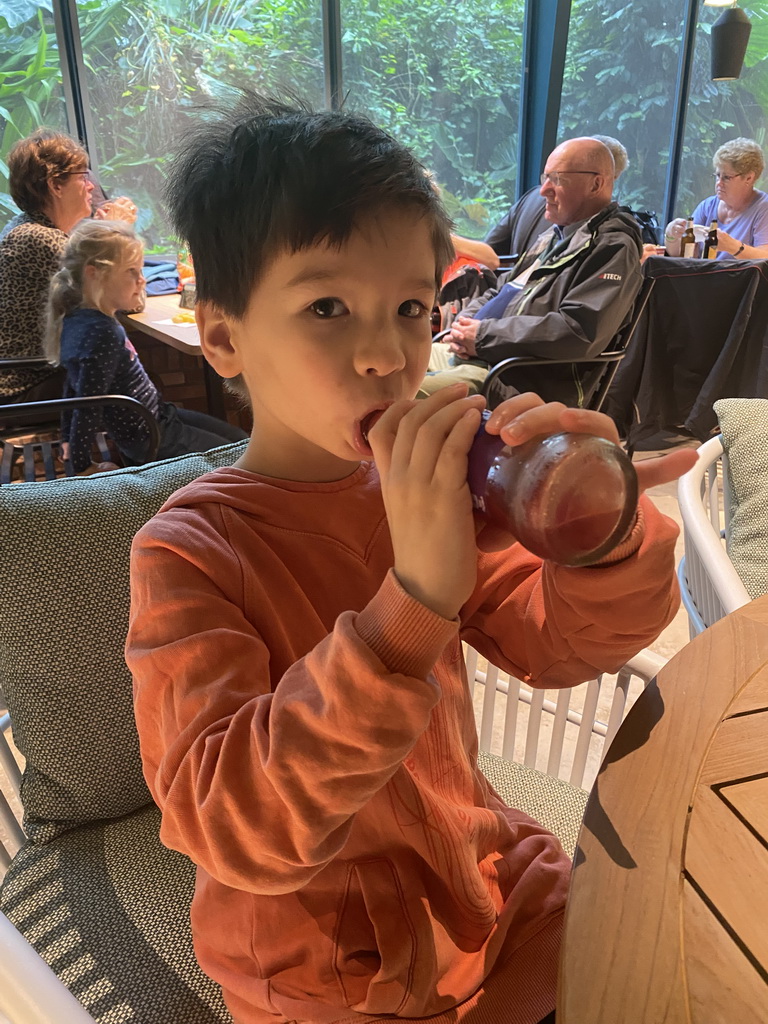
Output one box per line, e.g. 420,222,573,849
0,1,68,230
76,0,325,251
677,3,768,221
341,0,525,237
559,0,690,220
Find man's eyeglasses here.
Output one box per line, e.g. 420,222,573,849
540,171,600,187
714,171,743,184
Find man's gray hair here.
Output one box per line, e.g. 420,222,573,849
592,135,629,179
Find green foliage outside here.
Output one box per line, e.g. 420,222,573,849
0,0,767,247
560,0,768,220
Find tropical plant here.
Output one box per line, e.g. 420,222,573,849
0,0,66,220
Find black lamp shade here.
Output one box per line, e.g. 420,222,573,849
711,6,752,81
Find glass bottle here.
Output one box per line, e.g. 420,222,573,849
681,217,697,259
467,411,638,566
703,219,718,260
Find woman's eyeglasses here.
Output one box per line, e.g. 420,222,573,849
714,172,743,184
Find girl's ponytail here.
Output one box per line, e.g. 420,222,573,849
45,264,82,363
44,218,143,364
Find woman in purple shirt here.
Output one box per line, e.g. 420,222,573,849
664,138,768,260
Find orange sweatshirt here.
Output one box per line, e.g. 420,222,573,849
126,464,680,1024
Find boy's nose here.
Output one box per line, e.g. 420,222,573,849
354,325,408,376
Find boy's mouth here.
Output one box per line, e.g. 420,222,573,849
358,405,391,449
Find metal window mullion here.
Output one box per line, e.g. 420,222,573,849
51,0,98,161
663,0,699,227
516,0,573,198
322,0,343,110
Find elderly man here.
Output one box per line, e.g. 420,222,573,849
420,137,642,406
483,135,629,260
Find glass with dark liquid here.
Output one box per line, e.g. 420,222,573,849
467,411,638,566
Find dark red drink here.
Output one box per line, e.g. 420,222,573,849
467,411,638,566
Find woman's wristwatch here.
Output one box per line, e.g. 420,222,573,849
734,243,745,258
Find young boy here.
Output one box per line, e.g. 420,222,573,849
126,97,696,1024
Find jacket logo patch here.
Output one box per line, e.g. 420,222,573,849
600,273,622,281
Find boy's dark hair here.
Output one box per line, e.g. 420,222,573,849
164,95,454,319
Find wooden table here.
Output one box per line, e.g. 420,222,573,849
119,294,227,420
559,596,768,1023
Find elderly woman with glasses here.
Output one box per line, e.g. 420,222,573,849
0,128,137,403
664,138,768,260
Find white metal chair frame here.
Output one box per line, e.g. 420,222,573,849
676,435,750,637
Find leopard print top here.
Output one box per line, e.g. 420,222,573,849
0,211,67,398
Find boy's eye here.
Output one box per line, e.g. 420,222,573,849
309,297,347,318
399,299,428,319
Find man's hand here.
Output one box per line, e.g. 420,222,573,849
448,316,479,358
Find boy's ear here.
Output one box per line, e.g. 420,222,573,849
195,302,242,379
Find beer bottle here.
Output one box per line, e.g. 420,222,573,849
681,217,697,259
703,219,718,260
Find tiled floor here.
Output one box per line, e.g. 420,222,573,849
0,444,699,852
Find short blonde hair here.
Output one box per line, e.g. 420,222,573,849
45,219,143,364
713,138,764,179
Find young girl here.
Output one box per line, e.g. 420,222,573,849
45,219,247,474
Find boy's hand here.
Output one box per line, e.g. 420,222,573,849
486,393,698,493
370,384,485,620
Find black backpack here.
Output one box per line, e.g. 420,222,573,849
628,208,661,245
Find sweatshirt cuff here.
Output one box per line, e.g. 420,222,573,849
586,498,646,567
355,569,459,679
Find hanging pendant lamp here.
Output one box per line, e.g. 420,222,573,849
710,5,752,81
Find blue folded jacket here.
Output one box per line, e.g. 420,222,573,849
142,258,180,296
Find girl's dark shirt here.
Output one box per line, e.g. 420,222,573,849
60,307,161,472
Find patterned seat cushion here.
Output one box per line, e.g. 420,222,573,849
0,803,232,1024
714,397,768,600
478,749,587,858
0,441,248,842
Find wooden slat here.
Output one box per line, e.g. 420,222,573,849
699,711,768,786
721,776,768,837
686,784,768,972
727,672,768,717
683,880,767,1024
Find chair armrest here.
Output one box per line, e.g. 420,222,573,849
0,358,49,368
0,395,161,462
0,911,96,1023
480,351,625,400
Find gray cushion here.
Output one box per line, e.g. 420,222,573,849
0,442,248,842
714,397,768,600
0,804,231,1023
478,749,587,858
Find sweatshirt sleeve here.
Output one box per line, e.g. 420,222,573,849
126,510,456,896
473,231,643,363
460,494,680,689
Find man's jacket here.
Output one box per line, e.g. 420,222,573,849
464,202,643,406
